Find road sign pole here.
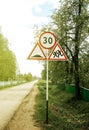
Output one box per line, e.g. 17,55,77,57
46,50,48,124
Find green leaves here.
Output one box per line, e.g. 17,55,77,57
0,32,17,81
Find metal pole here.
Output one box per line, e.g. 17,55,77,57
46,51,48,124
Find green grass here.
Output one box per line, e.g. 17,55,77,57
35,80,89,130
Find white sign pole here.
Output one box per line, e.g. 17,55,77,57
39,32,56,124
46,50,48,124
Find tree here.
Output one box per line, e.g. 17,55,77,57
23,73,32,82
0,31,17,81
51,0,89,99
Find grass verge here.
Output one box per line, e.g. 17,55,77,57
34,79,89,130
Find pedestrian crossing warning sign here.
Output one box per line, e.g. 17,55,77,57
27,43,46,60
48,43,68,61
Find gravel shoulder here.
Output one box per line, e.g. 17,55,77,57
0,81,38,130
3,85,41,130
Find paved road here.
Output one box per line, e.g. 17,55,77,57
0,80,38,130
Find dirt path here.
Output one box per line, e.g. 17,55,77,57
4,85,41,130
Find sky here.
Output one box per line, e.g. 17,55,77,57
0,0,59,77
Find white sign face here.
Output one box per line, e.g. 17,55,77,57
39,32,56,49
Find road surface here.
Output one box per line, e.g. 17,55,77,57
0,80,37,130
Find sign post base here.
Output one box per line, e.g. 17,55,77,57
46,100,48,124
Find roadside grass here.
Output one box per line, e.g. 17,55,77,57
35,79,89,130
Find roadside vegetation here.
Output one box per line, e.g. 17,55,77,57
34,79,89,130
0,30,17,81
0,74,37,90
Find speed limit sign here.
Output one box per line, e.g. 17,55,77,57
39,32,56,49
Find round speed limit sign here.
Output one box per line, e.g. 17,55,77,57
39,32,56,49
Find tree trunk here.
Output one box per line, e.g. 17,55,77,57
74,0,82,99
74,44,80,98
65,61,69,84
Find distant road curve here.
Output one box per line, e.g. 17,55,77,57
0,80,38,130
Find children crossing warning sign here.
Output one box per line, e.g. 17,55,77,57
48,43,68,61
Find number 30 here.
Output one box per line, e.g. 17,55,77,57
43,37,53,44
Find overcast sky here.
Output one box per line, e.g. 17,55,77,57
0,0,59,77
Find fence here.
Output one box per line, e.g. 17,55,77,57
65,84,89,102
0,81,25,88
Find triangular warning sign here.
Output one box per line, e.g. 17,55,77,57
48,43,68,61
27,43,47,60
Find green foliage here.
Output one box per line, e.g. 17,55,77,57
48,61,66,84
40,0,89,96
16,73,33,82
41,63,46,80
37,79,46,87
51,0,89,84
23,73,33,82
35,81,89,130
79,52,89,88
0,32,17,81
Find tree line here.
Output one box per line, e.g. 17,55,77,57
0,29,17,81
0,29,34,82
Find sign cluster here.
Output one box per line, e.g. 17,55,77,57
27,31,68,124
27,32,68,61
